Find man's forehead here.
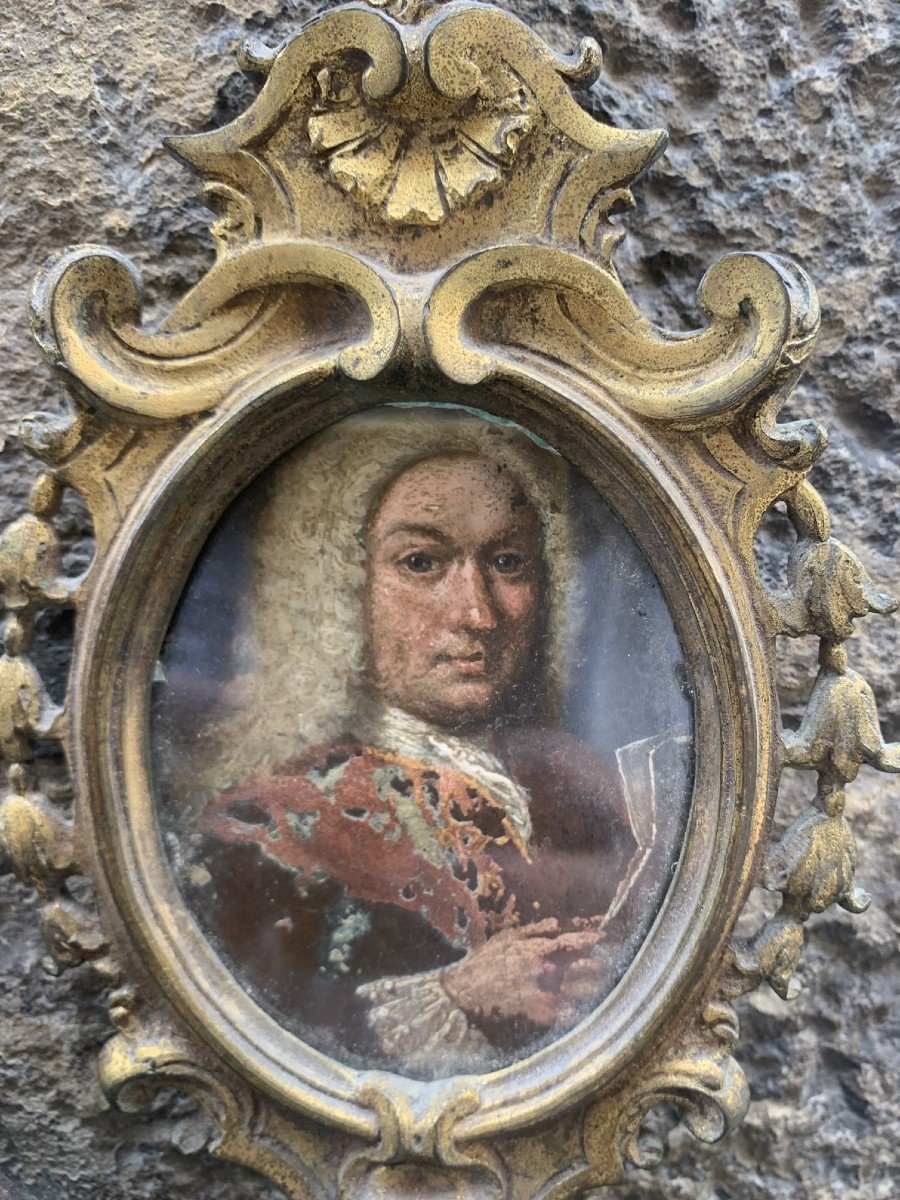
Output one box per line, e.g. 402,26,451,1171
370,453,540,539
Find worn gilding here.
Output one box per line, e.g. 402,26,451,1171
0,0,896,1195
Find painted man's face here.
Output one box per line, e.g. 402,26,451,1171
366,453,545,730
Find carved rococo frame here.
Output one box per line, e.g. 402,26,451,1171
1,1,897,1195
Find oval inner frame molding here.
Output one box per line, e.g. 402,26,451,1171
1,1,896,1196
71,375,768,1142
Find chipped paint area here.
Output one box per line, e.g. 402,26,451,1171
199,740,529,949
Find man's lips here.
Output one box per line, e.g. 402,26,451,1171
435,651,493,675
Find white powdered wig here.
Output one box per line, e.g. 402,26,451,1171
214,404,576,784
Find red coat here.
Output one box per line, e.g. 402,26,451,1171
189,730,638,1068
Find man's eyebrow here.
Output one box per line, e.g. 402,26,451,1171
373,522,452,543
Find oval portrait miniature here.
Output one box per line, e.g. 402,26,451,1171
151,404,694,1077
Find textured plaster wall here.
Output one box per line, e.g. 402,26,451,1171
0,1,897,1197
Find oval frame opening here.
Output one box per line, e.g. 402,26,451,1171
71,374,774,1141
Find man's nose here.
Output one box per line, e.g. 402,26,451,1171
451,558,498,630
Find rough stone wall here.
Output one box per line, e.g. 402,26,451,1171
0,1,897,1197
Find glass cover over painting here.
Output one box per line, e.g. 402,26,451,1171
151,404,694,1078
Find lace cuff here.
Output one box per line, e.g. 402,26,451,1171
357,970,494,1074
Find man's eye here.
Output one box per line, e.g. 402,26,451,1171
494,553,524,574
402,552,436,573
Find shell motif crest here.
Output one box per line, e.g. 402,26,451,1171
308,63,535,226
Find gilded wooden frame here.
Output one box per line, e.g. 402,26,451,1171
1,1,897,1195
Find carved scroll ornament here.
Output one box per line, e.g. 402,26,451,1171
1,0,896,1196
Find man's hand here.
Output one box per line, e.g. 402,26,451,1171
440,917,606,1028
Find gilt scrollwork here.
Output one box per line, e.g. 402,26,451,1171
0,0,895,1196
425,247,820,423
30,242,401,420
534,1001,748,1197
98,1015,332,1200
339,1079,507,1199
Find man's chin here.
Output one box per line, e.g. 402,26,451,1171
406,682,504,732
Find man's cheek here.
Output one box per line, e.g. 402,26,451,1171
395,624,436,680
500,578,538,609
